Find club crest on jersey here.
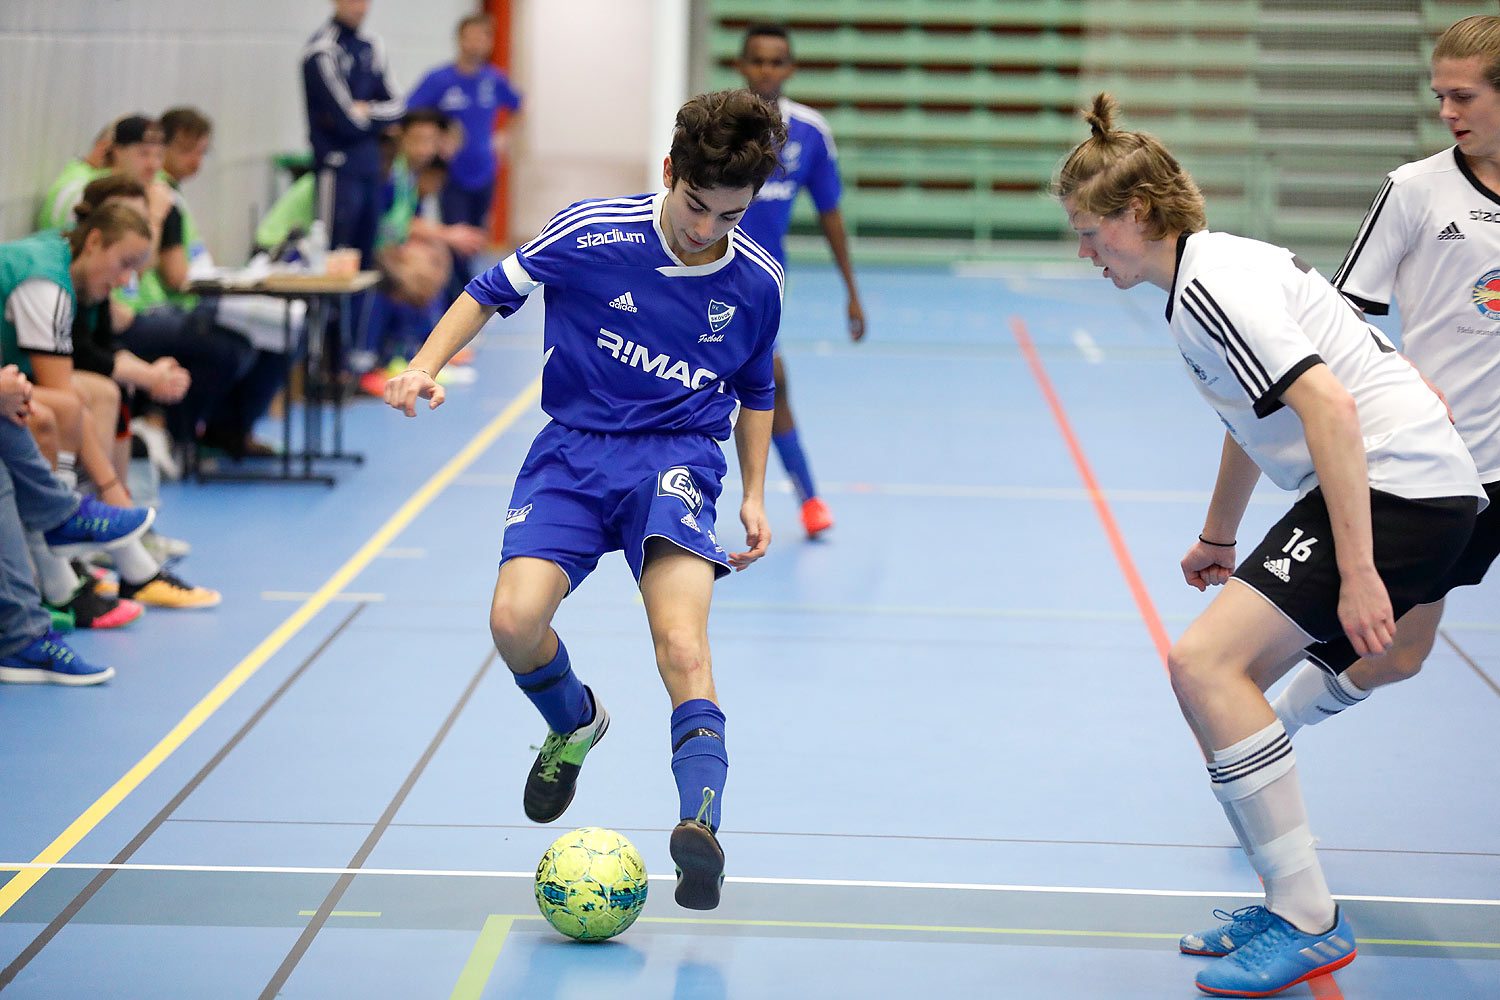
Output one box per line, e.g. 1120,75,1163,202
708,299,736,333
1473,270,1500,320
658,467,703,515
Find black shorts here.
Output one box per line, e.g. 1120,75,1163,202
1232,487,1479,673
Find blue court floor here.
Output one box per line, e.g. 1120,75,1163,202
0,262,1496,999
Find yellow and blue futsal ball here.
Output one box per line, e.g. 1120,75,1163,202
534,827,649,941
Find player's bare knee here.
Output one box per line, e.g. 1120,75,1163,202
1166,639,1224,709
653,627,710,681
489,603,548,663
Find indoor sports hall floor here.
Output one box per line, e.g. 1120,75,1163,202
1,260,1496,999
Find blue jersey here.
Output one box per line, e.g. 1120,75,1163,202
406,64,523,191
736,98,842,265
301,19,405,176
466,191,783,439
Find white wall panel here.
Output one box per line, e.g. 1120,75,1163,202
0,0,467,259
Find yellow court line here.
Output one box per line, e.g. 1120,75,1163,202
450,915,515,1000
0,376,542,921
488,913,1500,949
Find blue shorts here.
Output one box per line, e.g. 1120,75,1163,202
501,422,732,593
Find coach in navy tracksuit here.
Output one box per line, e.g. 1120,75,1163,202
301,0,405,268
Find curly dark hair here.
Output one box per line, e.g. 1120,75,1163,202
669,89,786,194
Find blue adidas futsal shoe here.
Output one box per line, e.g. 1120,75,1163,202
1195,907,1356,997
1180,905,1275,956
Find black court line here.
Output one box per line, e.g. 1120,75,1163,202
0,603,367,992
1440,627,1500,700
257,649,495,1000
155,818,1500,860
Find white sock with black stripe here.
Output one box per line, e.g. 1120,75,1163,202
1272,663,1369,737
1209,719,1336,935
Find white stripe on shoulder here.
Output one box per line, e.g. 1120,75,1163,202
501,253,538,295
528,195,657,247
732,233,785,298
523,211,656,257
732,230,785,282
785,99,838,157
300,24,340,59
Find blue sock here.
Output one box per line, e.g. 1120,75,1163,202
513,639,592,735
772,429,817,502
670,699,727,831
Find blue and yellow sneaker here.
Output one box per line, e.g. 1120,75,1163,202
0,630,114,686
1196,907,1356,997
670,788,725,910
1181,905,1276,956
43,496,154,556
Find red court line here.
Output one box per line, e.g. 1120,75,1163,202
1309,973,1348,999
1009,316,1173,666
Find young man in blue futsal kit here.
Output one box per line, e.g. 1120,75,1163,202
736,23,866,538
383,90,787,910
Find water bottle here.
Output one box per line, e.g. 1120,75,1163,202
302,219,329,273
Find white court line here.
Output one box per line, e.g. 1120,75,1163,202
1072,329,1105,364
755,481,1286,506
2,863,1494,907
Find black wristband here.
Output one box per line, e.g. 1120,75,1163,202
1198,533,1236,547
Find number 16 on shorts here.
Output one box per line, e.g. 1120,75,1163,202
1283,528,1318,562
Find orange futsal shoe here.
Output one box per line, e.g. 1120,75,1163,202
800,496,834,538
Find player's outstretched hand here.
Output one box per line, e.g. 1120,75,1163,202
1338,565,1396,657
385,368,445,417
1180,539,1234,592
847,296,866,342
729,497,771,570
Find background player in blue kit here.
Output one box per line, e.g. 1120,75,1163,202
383,90,787,911
736,23,865,538
405,13,524,298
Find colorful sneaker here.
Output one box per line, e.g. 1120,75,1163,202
670,789,725,910
0,630,114,686
800,496,834,538
48,582,144,630
48,604,76,633
523,689,609,822
358,369,391,398
1181,905,1276,956
120,569,221,609
140,529,191,562
73,559,120,598
43,496,155,556
1195,907,1356,997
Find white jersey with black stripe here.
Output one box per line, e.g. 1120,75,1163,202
1333,147,1500,482
1167,230,1483,502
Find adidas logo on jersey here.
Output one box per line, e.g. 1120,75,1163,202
1438,221,1466,241
680,512,700,532
608,292,638,312
1263,557,1292,583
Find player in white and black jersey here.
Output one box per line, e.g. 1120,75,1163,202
1056,94,1484,998
1271,14,1500,737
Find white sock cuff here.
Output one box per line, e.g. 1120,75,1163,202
1330,670,1369,703
1209,720,1295,802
